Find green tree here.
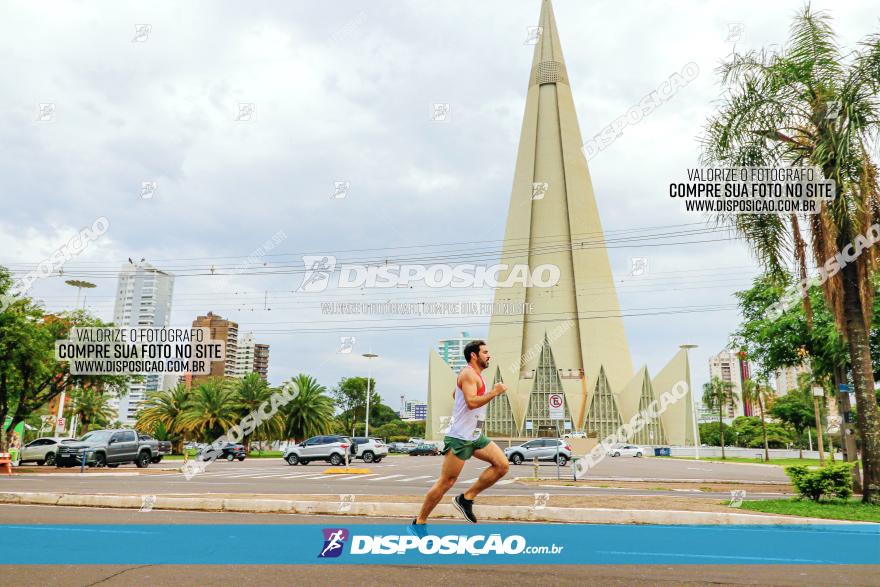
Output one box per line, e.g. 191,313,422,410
771,390,816,458
68,386,115,434
703,376,738,459
0,268,131,451
136,383,191,453
234,373,276,450
178,378,240,441
332,376,380,434
279,374,334,442
702,5,880,502
741,378,776,461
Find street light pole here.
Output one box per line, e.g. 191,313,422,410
812,386,826,465
362,352,379,437
59,280,96,437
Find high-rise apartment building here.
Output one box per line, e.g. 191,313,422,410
234,332,270,381
707,350,752,420
191,312,238,385
111,262,174,423
436,331,473,373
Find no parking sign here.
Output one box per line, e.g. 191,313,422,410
548,393,564,420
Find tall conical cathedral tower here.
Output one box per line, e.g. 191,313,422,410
427,0,697,446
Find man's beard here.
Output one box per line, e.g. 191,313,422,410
478,357,489,369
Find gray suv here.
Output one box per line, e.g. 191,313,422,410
504,438,571,466
56,429,155,468
283,435,352,466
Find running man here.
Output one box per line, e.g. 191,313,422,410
413,340,509,525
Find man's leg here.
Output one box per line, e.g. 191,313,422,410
462,441,509,501
415,450,465,523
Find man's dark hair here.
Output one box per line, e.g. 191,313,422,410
463,340,486,363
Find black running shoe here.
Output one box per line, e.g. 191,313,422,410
408,518,428,538
453,494,477,523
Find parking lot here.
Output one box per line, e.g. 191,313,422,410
2,452,790,499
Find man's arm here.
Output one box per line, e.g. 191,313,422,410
459,371,507,409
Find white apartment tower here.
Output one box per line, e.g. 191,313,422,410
707,350,751,420
111,262,174,423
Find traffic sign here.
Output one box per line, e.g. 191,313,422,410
839,384,853,393
548,393,564,420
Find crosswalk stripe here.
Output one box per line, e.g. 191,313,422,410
330,474,379,481
368,474,404,481
459,477,478,484
496,479,515,485
397,475,433,482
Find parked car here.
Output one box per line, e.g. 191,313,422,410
56,429,156,468
609,444,644,457
349,437,388,463
138,433,172,463
18,437,77,466
283,435,352,466
504,438,572,466
409,443,439,456
393,441,417,453
199,443,246,461
562,431,586,439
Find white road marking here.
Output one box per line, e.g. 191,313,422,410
329,474,379,481
367,474,405,481
397,475,433,482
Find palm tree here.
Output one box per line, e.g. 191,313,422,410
178,378,240,442
234,373,275,451
741,377,775,462
278,374,334,443
703,377,738,459
702,6,880,502
136,384,191,453
69,387,115,435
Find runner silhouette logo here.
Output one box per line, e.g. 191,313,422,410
318,528,349,558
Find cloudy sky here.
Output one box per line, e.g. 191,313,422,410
2,0,878,411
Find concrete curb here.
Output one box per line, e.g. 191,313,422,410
0,492,868,525
553,477,790,485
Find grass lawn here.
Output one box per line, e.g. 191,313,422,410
666,456,829,467
739,498,880,522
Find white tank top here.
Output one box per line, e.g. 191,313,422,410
446,366,487,441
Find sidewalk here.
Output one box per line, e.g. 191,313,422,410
0,491,864,525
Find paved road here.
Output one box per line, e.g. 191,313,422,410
0,504,872,587
1,455,789,500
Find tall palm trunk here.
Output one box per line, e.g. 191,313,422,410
758,397,770,462
841,263,880,503
719,403,726,460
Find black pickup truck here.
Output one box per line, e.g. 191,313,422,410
138,433,172,463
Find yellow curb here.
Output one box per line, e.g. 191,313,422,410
322,467,372,474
